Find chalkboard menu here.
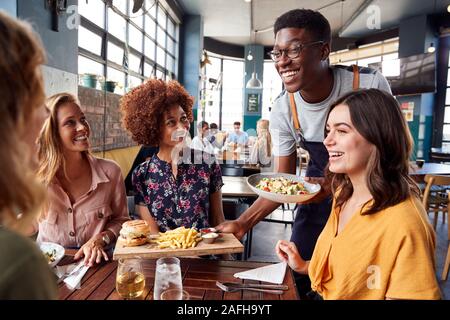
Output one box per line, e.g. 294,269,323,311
247,93,260,113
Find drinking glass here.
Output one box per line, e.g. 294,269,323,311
160,289,190,300
153,257,182,300
116,258,146,299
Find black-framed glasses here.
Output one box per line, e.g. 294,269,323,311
269,41,324,62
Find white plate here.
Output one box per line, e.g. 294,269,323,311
247,173,321,204
39,242,65,268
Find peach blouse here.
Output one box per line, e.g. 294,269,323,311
37,155,129,248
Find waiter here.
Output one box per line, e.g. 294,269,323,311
216,8,391,298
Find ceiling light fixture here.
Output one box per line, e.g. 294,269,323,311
427,0,437,54
245,1,262,89
246,50,253,61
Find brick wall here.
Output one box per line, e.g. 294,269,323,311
78,86,137,152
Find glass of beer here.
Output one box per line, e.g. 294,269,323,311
116,258,146,299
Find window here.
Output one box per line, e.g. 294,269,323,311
262,61,282,120
202,54,244,131
330,38,399,79
78,0,105,28
442,51,450,149
203,56,222,126
78,1,179,94
221,60,244,131
78,26,102,56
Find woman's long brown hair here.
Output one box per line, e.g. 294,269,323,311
325,89,420,215
0,11,46,232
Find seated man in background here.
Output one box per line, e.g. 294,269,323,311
209,122,227,151
190,120,216,154
225,121,248,149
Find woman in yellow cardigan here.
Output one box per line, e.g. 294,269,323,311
276,89,441,300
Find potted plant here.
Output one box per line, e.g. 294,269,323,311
81,73,98,89
101,80,117,93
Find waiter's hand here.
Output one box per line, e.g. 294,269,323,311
302,176,331,204
214,220,246,240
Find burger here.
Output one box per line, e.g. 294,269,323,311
119,220,151,246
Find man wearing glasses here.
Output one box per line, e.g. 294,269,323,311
216,9,391,298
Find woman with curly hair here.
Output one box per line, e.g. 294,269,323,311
121,79,225,233
276,89,440,299
36,93,129,266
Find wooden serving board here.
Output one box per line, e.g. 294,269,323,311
112,233,244,260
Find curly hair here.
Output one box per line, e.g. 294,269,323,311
120,79,194,146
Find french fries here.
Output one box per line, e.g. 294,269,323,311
150,227,202,249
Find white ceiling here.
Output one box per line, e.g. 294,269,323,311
178,0,450,46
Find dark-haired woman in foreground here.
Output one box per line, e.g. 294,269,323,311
276,89,441,299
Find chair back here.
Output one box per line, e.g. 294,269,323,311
422,174,450,206
221,165,244,177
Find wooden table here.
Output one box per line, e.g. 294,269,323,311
57,252,299,300
222,176,257,198
409,162,450,183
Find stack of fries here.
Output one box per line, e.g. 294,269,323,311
150,227,202,249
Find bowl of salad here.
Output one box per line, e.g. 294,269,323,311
247,173,321,203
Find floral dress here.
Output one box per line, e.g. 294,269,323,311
132,149,223,231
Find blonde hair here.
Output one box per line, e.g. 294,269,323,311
0,11,46,231
256,119,271,158
37,93,86,186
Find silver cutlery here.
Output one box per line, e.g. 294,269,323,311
216,281,286,295
218,281,288,290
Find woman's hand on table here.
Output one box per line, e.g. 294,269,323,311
74,235,109,267
275,240,308,274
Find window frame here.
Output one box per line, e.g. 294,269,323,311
78,0,178,93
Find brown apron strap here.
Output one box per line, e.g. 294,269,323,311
289,92,304,174
289,92,301,131
352,64,360,90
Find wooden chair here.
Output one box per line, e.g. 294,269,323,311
422,174,450,230
442,192,450,281
297,147,310,176
422,175,450,281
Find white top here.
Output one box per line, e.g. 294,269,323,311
190,135,216,154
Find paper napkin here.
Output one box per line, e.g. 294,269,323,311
55,260,90,290
234,262,287,284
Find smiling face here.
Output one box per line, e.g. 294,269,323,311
57,102,90,153
159,104,190,149
273,28,328,93
323,104,375,177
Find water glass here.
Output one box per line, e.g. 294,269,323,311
160,289,190,300
153,257,182,300
116,258,146,299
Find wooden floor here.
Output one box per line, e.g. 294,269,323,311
249,209,450,299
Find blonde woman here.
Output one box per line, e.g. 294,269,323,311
36,93,129,266
249,119,272,168
0,11,56,299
